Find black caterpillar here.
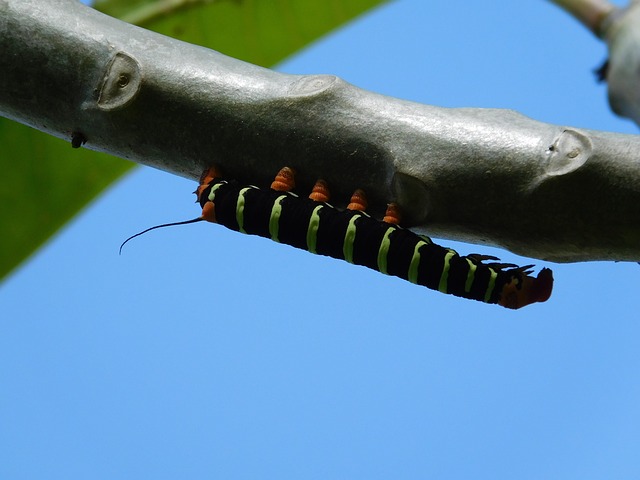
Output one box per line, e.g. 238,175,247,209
121,167,553,309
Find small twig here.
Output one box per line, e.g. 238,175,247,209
117,0,215,26
549,0,618,37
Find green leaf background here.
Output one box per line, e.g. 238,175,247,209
0,0,387,281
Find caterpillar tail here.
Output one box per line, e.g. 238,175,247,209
498,267,553,309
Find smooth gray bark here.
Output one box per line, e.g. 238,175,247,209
2,0,640,262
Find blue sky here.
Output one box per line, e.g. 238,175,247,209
2,1,639,479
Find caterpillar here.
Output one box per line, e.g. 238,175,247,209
121,166,553,309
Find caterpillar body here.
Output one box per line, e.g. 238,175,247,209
122,167,553,309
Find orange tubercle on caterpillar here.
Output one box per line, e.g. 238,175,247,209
271,166,296,192
201,201,217,223
383,203,402,225
199,167,222,186
196,167,223,203
498,267,553,309
309,179,331,202
347,189,368,211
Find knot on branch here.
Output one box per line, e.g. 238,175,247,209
97,52,142,111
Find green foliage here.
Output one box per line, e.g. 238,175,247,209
0,125,132,279
95,0,385,67
0,0,387,281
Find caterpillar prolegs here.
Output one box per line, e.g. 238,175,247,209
122,167,553,309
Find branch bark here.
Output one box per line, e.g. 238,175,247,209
2,0,640,262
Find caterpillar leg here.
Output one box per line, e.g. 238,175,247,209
467,253,500,263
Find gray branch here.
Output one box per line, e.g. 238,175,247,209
2,0,640,262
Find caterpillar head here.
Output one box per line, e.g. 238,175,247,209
196,167,224,223
195,167,221,202
120,167,223,253
498,267,553,309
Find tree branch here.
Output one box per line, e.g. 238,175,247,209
2,0,640,262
